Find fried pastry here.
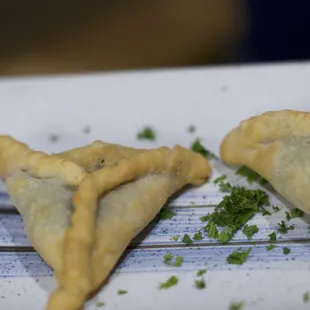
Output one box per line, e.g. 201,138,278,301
0,136,211,310
220,110,310,214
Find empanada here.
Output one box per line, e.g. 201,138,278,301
220,110,310,214
0,136,211,310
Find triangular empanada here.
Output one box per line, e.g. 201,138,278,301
220,110,310,214
0,136,211,310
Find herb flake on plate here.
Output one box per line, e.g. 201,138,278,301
226,248,252,265
193,231,203,240
163,252,183,267
286,208,304,221
229,301,244,310
278,221,294,234
194,278,206,289
137,127,156,141
159,276,178,289
191,138,218,160
268,231,276,242
266,244,276,251
159,208,176,220
182,234,193,245
242,224,259,240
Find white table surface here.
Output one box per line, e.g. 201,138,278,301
0,62,309,310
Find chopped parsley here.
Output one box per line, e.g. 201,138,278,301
202,186,269,243
272,206,281,212
236,165,268,186
159,276,178,289
200,215,209,222
191,138,218,160
278,221,294,234
229,301,244,310
266,244,276,251
226,248,252,265
283,247,291,255
268,231,276,242
204,221,219,238
117,290,128,295
163,252,183,267
159,208,176,220
171,235,179,242
217,225,235,243
261,208,271,216
213,174,233,193
182,234,193,245
187,125,196,133
194,278,206,289
213,175,227,184
196,269,207,276
303,292,309,303
137,127,156,141
243,224,259,239
286,208,304,221
96,301,105,307
193,231,203,240
218,181,234,193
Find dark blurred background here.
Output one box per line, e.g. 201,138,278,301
0,0,309,76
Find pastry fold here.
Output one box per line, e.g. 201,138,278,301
0,136,211,310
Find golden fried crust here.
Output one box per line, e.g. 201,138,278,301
58,140,143,172
48,145,211,310
0,136,211,310
220,109,310,215
220,110,310,177
0,135,86,185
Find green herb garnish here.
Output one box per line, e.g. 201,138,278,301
191,138,218,160
117,290,128,295
286,208,304,221
261,208,271,216
266,244,276,251
159,276,178,289
303,292,309,303
217,225,235,243
272,206,281,212
236,166,268,185
188,125,196,133
229,301,244,310
194,278,206,289
283,247,291,255
163,253,183,267
204,220,219,239
159,208,176,220
182,234,193,245
196,269,207,276
200,215,209,222
243,224,259,239
96,301,105,307
218,181,234,193
171,235,179,242
193,231,203,240
226,248,252,265
137,127,156,141
203,186,269,243
268,231,276,241
214,175,227,184
278,221,294,234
